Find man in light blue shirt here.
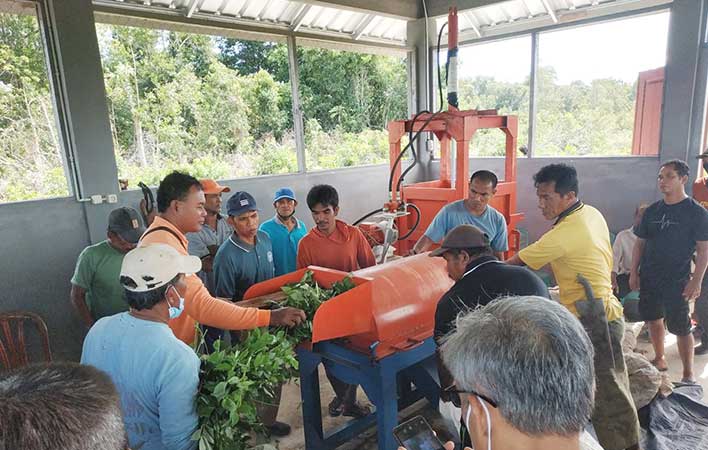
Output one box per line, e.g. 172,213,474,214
81,243,202,450
260,187,308,276
413,170,508,259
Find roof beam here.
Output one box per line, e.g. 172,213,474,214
352,13,375,40
540,0,559,23
422,0,509,18
460,12,482,38
298,0,417,20
290,4,312,31
185,0,200,18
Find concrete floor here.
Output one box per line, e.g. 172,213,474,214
634,328,708,393
253,328,708,450
256,366,450,450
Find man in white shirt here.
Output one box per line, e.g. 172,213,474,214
612,204,647,299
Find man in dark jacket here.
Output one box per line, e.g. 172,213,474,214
432,224,550,346
431,224,550,447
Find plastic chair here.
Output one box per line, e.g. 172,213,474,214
0,312,52,371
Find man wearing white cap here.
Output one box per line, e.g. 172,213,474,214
81,243,203,450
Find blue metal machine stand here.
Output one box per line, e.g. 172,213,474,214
297,338,440,450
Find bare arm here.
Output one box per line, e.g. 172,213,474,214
412,235,435,255
684,241,708,300
505,253,525,266
629,238,645,292
70,284,94,328
494,251,505,260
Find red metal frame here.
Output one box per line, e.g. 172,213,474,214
387,109,524,256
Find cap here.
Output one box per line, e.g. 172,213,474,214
274,187,296,203
429,224,491,257
120,244,201,292
108,207,146,244
697,150,708,159
200,179,231,195
227,191,259,217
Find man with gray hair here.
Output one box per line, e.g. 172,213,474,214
0,362,128,450
439,296,596,450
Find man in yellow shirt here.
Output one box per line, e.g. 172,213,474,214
506,164,639,450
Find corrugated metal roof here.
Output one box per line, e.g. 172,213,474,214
440,0,672,42
93,0,409,45
93,0,672,47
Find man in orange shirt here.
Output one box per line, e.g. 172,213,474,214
693,151,708,354
141,171,305,345
297,184,376,418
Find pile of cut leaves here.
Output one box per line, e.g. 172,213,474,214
193,327,298,450
193,271,355,450
279,270,356,344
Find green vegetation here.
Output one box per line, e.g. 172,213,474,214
194,328,298,450
457,67,636,157
194,271,355,450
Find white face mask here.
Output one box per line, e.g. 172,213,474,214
168,286,185,320
465,395,492,450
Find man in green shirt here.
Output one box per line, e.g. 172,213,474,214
70,207,146,327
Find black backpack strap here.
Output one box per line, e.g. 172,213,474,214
142,226,187,252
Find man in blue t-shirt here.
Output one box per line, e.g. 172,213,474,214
413,170,508,259
81,243,202,450
212,191,291,437
259,187,308,276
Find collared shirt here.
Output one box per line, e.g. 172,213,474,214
612,228,637,275
296,219,376,272
518,203,624,321
186,214,231,294
433,255,549,345
140,216,270,344
213,231,274,301
260,215,307,276
423,201,509,252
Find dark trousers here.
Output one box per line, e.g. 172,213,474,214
324,365,358,407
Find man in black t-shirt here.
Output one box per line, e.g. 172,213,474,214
630,159,708,383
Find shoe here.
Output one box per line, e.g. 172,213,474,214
695,343,708,355
328,397,343,417
342,402,371,418
267,421,291,437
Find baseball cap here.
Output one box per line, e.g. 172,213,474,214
227,191,259,217
200,179,231,195
274,187,296,203
429,224,491,257
120,244,201,293
108,207,146,244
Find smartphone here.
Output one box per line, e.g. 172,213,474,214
393,416,446,450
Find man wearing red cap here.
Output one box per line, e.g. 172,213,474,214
186,179,232,295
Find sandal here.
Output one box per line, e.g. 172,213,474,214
342,402,371,418
328,397,343,417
